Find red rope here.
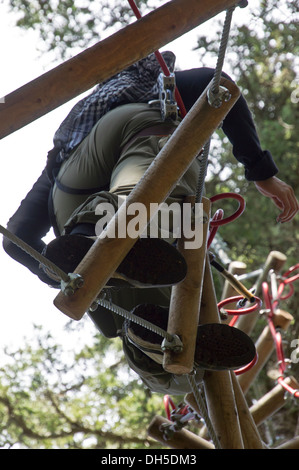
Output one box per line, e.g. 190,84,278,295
207,193,245,248
127,0,187,117
207,208,224,248
218,295,262,318
262,281,299,398
163,394,176,420
209,192,246,227
234,353,258,376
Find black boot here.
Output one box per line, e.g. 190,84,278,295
41,234,187,288
126,304,256,371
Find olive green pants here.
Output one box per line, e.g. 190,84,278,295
52,103,200,235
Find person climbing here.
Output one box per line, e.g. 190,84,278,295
3,53,298,394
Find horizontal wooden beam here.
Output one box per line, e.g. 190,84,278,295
250,376,299,427
147,415,215,449
0,0,237,139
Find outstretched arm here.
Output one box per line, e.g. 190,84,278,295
254,176,299,223
176,68,298,223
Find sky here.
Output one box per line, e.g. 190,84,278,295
0,2,260,355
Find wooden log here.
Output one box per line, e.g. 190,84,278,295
230,371,264,448
236,251,287,335
54,77,240,320
276,436,299,450
147,415,215,449
163,197,211,375
237,309,293,394
199,259,244,449
190,373,266,447
220,261,247,323
0,0,237,139
249,376,299,427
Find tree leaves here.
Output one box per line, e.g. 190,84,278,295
0,323,164,448
6,0,154,58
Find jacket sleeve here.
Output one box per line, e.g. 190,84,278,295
2,168,52,281
175,67,278,181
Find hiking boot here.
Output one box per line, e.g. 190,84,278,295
126,304,256,370
41,234,187,288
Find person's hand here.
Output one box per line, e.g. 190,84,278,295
254,176,299,223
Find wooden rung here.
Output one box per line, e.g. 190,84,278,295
249,376,299,427
0,0,237,139
147,415,215,449
54,77,240,320
238,309,294,394
163,197,210,375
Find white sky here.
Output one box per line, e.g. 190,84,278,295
0,2,260,353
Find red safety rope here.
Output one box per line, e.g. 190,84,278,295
209,192,246,227
234,353,259,376
163,395,177,420
218,295,263,320
127,0,187,117
262,279,299,398
207,208,224,248
217,295,261,374
163,395,193,422
208,192,245,248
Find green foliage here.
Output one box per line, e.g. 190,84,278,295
0,323,165,449
5,0,156,58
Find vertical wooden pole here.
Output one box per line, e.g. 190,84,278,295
163,197,211,374
199,259,244,448
230,372,264,448
54,78,240,320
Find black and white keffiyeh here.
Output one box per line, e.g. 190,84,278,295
51,51,176,161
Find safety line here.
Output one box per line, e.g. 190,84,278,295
127,0,187,117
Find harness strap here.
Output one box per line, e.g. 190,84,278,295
54,178,106,195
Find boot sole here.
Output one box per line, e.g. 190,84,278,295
128,304,256,371
195,323,256,370
44,235,187,288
